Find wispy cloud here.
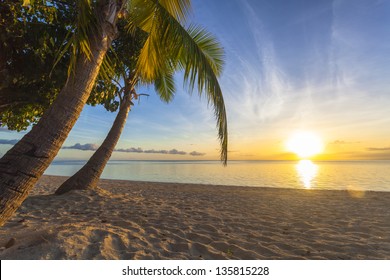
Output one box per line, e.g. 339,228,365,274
330,0,390,95
238,2,289,122
62,143,205,156
0,139,18,145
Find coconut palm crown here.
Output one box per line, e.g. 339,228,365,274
58,0,227,163
0,0,227,226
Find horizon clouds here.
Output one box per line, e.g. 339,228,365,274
62,143,205,156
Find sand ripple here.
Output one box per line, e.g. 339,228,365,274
1,175,389,259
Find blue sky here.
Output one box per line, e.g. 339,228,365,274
1,0,390,161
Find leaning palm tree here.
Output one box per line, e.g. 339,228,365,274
55,25,146,195
55,77,138,195
0,0,227,226
55,15,226,194
0,0,121,226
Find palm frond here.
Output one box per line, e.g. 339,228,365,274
136,1,227,163
98,52,116,82
52,0,95,76
125,0,155,34
73,0,94,59
157,0,192,23
127,0,191,31
154,71,176,103
136,34,166,81
185,25,225,76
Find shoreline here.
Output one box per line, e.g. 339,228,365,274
1,175,390,259
44,173,390,193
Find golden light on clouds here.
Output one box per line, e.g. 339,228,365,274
286,131,324,159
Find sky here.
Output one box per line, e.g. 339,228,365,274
1,0,390,161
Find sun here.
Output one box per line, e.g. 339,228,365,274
286,131,324,159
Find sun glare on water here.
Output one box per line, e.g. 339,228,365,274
286,131,324,159
296,159,318,188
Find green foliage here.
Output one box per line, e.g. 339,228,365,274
87,22,148,111
0,1,145,128
1,0,228,163
129,0,227,163
54,0,96,76
158,0,191,23
0,0,72,131
154,70,175,103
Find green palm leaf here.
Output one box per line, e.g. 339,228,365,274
158,0,192,23
134,0,227,163
53,0,95,76
154,71,176,103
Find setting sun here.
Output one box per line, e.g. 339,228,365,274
286,131,324,159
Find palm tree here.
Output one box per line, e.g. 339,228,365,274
0,0,124,226
55,80,137,195
0,0,227,226
55,19,226,194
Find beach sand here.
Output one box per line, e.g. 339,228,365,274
0,175,389,260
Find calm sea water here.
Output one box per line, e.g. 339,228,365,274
44,160,390,192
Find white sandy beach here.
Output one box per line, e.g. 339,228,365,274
0,175,389,259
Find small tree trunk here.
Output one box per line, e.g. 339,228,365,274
55,94,132,195
0,1,121,226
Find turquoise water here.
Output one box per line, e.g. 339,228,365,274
44,160,390,192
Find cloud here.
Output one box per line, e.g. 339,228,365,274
115,147,143,153
366,147,390,151
62,143,205,156
144,149,168,154
236,1,292,123
329,140,360,145
62,143,99,151
144,149,187,155
189,151,206,156
117,148,205,156
0,139,18,145
168,149,187,155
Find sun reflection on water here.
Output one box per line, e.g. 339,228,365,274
296,160,318,189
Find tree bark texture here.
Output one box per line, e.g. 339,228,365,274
0,0,121,226
55,94,132,195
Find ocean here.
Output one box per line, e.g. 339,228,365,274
44,160,390,192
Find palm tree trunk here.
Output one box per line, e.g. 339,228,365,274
55,94,132,195
0,1,121,226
